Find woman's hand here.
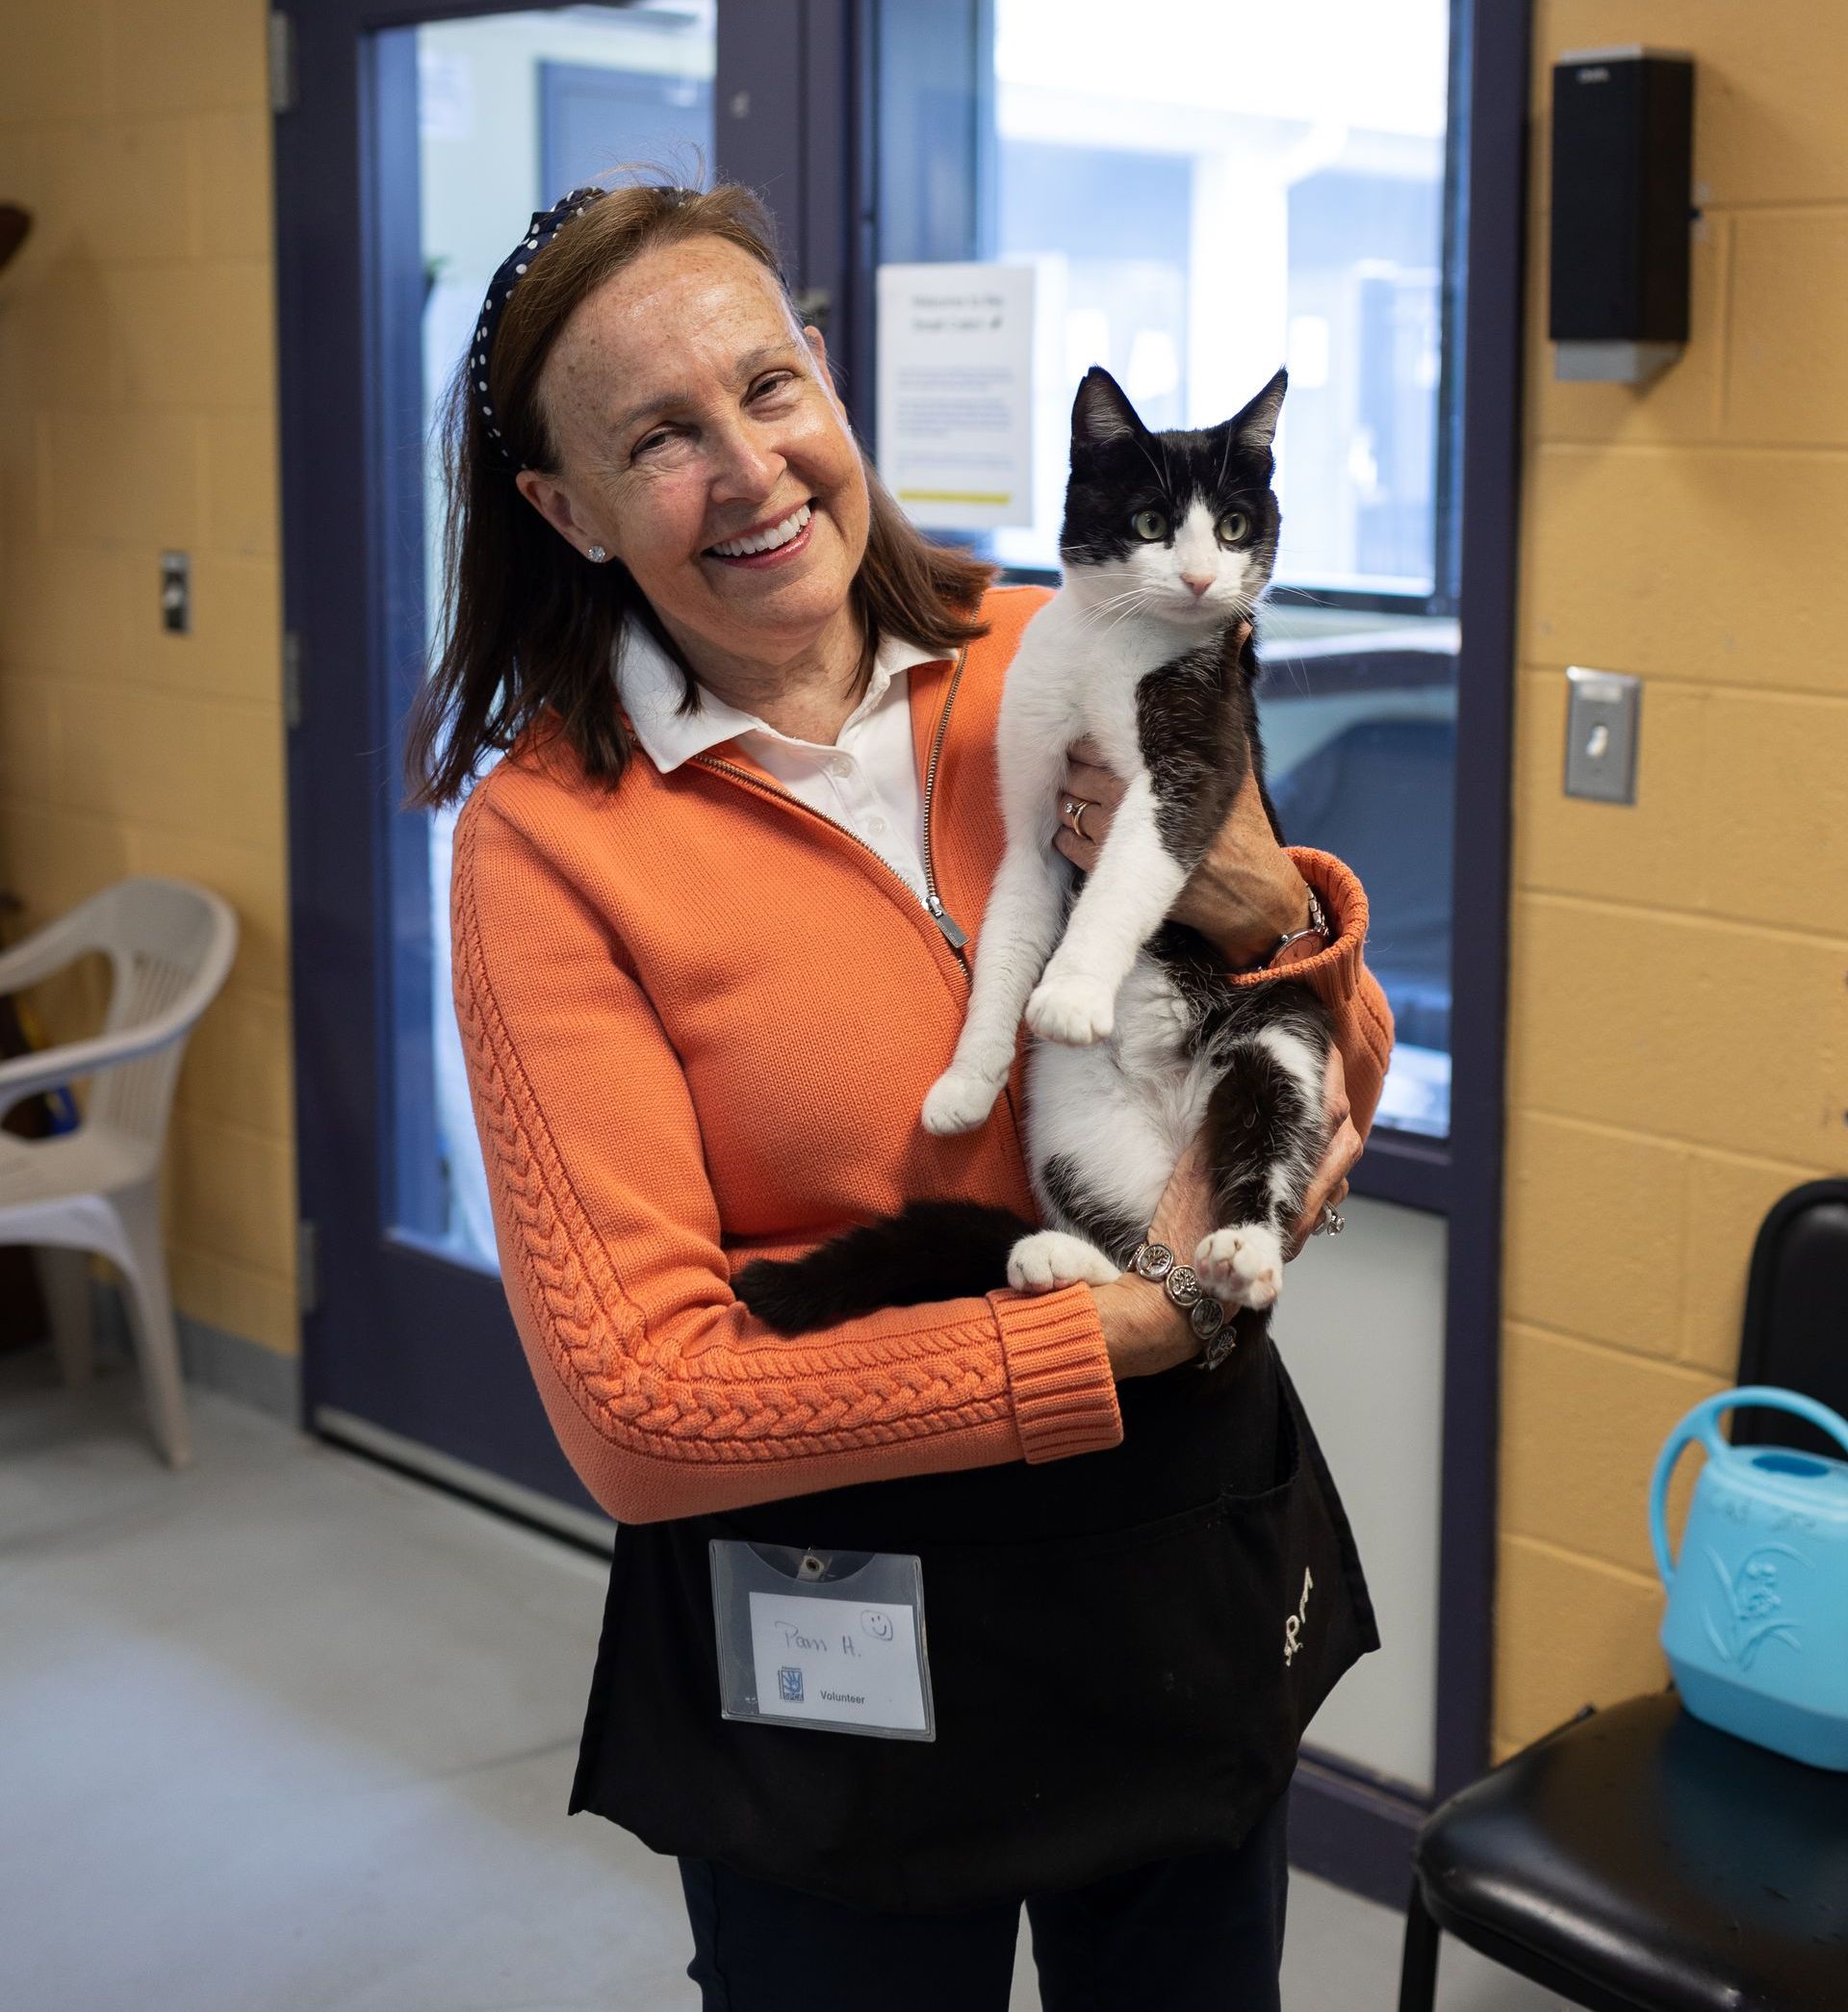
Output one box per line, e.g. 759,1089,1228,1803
1290,1045,1360,1259
1092,1135,1219,1380
1094,1047,1361,1379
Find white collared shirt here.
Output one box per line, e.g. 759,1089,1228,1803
616,623,944,899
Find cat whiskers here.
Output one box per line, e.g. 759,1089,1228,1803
1074,584,1157,631
1084,586,1162,636
1100,594,1159,635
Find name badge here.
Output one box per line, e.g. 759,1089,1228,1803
708,1539,935,1741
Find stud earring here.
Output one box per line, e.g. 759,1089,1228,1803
586,545,607,563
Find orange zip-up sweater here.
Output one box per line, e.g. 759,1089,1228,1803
451,584,1395,1526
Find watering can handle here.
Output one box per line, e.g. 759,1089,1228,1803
1649,1384,1848,1586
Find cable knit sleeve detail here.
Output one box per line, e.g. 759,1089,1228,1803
449,787,1123,1525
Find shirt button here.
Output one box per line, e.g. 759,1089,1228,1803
865,815,886,835
829,756,852,778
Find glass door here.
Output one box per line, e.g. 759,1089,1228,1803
863,0,1527,1884
390,8,717,1280
277,0,837,1532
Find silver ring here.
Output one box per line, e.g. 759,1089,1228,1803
1313,1203,1346,1237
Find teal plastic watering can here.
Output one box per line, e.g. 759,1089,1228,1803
1650,1384,1848,1770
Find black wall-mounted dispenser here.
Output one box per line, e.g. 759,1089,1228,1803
1549,47,1694,384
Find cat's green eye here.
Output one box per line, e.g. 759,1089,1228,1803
1131,508,1168,541
1216,509,1250,544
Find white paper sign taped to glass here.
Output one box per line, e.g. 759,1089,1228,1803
709,1539,935,1741
875,262,1036,531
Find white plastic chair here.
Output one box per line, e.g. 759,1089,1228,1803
0,878,239,1466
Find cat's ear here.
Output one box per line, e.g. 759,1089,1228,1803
1224,367,1289,456
1070,367,1146,451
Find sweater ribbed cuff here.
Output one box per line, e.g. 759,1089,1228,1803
1226,846,1368,1009
989,1285,1122,1464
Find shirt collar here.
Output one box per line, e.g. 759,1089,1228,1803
615,621,943,774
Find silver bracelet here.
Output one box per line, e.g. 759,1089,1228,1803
1129,1239,1237,1371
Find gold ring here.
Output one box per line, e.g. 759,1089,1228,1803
1062,795,1094,841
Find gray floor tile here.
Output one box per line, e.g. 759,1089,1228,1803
1,1351,1565,2010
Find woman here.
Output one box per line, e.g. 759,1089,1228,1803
410,180,1393,2009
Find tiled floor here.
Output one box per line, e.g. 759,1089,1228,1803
0,1351,1567,2011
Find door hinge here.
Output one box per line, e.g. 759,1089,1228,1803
297,1218,321,1319
283,629,303,729
269,12,297,116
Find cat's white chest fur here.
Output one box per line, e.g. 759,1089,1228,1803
992,591,1181,797
1026,955,1217,1237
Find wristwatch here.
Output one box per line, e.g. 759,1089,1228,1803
1130,1239,1238,1370
1257,882,1330,969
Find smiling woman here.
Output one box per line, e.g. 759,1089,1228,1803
404,182,990,803
404,176,1393,2010
512,233,875,739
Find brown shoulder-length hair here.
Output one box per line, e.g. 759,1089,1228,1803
404,179,995,808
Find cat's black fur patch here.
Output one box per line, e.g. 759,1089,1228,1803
735,1200,1032,1334
1134,635,1266,863
1203,1014,1327,1226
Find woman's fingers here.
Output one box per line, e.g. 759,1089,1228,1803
1322,1044,1351,1135
1052,824,1102,872
1286,1118,1363,1259
1285,1049,1360,1259
1062,757,1124,810
1052,746,1118,869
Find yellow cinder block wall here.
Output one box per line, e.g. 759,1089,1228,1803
0,0,296,1354
1498,2,1848,1753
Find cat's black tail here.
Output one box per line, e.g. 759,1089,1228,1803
735,1201,1033,1336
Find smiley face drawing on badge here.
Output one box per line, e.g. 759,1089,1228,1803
861,1610,894,1641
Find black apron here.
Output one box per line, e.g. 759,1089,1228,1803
569,1334,1377,1914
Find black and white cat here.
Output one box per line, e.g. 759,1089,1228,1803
739,367,1333,1337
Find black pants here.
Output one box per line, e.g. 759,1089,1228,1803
677,1791,1289,2011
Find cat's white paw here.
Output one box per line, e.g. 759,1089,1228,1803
1025,974,1115,1046
1007,1231,1121,1294
1195,1225,1285,1311
921,1069,1003,1135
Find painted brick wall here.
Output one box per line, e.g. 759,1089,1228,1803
0,0,296,1354
1497,1,1848,1753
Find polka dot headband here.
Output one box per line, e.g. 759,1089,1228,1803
472,182,699,468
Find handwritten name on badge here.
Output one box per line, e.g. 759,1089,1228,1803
749,1590,927,1732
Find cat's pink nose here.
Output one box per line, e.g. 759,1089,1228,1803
1181,573,1213,598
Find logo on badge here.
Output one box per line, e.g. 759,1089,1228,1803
778,1665,805,1702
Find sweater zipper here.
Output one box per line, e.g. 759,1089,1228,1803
690,645,972,957
918,645,971,949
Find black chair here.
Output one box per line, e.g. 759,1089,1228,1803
1398,1180,1848,2012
